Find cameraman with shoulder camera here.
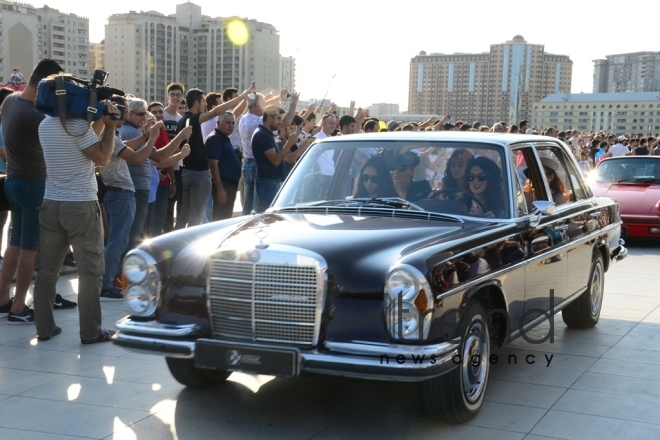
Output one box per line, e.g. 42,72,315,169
32,95,119,343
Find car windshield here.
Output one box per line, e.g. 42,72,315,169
273,140,511,219
592,159,660,183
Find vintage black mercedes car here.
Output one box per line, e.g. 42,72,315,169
114,132,626,423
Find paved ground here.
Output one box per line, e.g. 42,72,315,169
0,241,659,439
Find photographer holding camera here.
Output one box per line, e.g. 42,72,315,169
32,96,119,343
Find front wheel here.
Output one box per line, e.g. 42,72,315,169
562,252,604,328
419,303,490,423
166,357,230,388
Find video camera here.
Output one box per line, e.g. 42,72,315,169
36,69,125,122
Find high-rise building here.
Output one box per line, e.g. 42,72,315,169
105,2,283,103
0,1,89,83
408,35,572,126
280,55,295,91
592,52,660,93
90,41,105,71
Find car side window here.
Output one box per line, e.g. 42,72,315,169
535,144,589,204
510,149,529,216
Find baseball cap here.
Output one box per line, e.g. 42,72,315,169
618,135,628,141
387,120,401,131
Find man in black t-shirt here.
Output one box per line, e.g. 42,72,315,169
174,86,254,229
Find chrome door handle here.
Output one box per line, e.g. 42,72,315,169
552,224,569,231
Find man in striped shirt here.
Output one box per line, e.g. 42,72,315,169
33,99,119,344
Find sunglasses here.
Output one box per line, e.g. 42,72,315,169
361,174,380,184
467,172,487,182
130,111,148,117
390,165,411,172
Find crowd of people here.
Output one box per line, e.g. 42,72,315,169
0,58,655,341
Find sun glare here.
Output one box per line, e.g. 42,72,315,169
227,18,249,46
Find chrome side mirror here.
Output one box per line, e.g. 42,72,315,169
527,201,556,229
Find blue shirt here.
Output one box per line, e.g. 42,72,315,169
252,124,284,181
206,129,241,183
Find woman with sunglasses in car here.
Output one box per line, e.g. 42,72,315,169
464,156,505,218
353,156,397,199
389,151,432,201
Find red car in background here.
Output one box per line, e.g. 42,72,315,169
590,156,660,238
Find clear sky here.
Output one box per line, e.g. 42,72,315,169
33,0,656,112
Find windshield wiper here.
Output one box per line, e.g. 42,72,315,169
342,197,422,210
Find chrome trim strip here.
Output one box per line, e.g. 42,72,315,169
113,333,195,359
325,340,458,357
115,317,201,337
435,222,621,302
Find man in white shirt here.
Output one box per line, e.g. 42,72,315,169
314,114,338,176
610,135,630,157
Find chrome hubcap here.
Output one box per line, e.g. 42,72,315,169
462,321,488,404
590,261,603,316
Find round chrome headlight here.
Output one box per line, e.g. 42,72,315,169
125,285,157,317
387,301,420,338
124,254,148,284
386,269,418,301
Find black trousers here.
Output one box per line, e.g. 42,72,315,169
212,179,239,221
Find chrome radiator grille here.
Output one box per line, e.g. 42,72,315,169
208,253,324,347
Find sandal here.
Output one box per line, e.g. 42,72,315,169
37,326,62,341
81,329,115,345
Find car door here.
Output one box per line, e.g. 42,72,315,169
517,145,567,326
534,142,601,298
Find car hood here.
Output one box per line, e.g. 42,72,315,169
219,212,465,259
592,183,660,214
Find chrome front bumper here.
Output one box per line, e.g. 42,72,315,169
611,239,627,262
113,317,459,382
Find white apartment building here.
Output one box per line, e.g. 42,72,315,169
280,55,295,91
90,41,105,71
0,1,89,83
369,103,400,117
105,2,283,103
533,92,660,136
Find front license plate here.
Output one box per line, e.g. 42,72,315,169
195,340,300,377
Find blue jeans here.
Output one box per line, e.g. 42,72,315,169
256,178,281,213
4,177,45,250
102,189,136,289
145,185,169,237
128,189,150,250
241,159,257,215
175,169,212,229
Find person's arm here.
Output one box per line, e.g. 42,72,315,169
282,92,299,126
151,144,190,169
199,85,256,124
300,103,315,123
233,98,248,117
82,103,119,167
285,136,313,164
209,158,226,204
150,123,192,161
0,146,6,160
263,132,297,166
119,126,159,165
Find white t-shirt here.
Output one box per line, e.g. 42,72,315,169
201,116,217,142
39,117,100,201
314,130,335,175
610,143,629,157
